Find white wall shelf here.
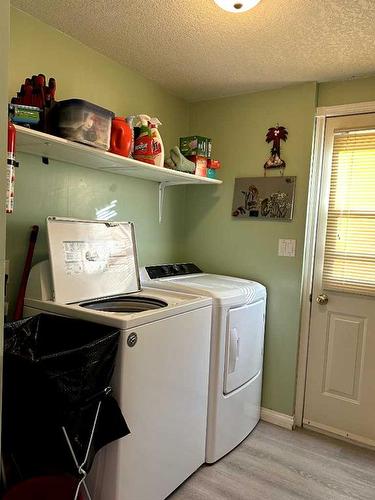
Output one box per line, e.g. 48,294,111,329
15,126,222,186
16,125,222,223
16,126,222,222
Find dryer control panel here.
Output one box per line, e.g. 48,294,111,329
145,263,202,279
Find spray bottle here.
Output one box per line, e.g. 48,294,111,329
133,114,164,167
149,117,164,168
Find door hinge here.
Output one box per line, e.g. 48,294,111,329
309,293,312,303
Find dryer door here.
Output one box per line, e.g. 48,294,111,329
224,300,265,395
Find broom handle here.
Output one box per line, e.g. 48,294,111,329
13,225,39,321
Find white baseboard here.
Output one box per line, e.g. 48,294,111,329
260,407,295,430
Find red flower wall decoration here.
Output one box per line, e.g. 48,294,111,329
264,125,288,172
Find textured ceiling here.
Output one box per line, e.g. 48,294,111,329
11,0,375,102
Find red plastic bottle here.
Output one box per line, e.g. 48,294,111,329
110,117,132,157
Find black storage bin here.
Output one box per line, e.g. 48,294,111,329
2,314,129,480
50,99,114,150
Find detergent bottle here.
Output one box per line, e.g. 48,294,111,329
110,117,132,157
133,114,164,166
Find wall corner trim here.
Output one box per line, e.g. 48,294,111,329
316,100,375,118
260,407,295,430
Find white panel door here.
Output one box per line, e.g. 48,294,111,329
304,113,375,446
224,300,265,394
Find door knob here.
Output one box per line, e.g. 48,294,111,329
316,293,328,305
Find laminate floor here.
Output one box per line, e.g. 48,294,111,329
170,422,375,500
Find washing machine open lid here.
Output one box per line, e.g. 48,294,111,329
47,217,140,304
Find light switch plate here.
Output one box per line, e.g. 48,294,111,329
278,239,296,257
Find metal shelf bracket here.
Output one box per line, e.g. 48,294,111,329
158,182,167,224
159,181,182,223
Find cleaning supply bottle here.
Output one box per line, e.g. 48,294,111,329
133,114,152,164
133,114,164,167
149,117,164,167
110,117,132,157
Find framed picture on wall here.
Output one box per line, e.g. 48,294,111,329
232,176,296,220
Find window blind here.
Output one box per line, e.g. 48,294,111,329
322,128,375,296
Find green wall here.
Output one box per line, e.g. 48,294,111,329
7,8,189,316
184,83,318,415
318,76,375,107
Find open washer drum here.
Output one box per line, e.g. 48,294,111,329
46,217,167,311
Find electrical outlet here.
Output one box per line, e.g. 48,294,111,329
278,239,296,257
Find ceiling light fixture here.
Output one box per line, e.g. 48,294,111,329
213,0,261,13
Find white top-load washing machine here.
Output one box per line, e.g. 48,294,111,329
140,263,266,463
24,218,212,500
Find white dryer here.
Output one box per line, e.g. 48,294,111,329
140,263,267,463
24,219,212,500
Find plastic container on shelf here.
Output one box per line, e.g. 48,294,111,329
207,159,221,179
52,99,114,150
207,159,221,170
187,155,207,177
207,168,217,179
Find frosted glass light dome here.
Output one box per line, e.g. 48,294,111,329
213,0,261,13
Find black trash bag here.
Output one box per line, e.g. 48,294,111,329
2,314,130,479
